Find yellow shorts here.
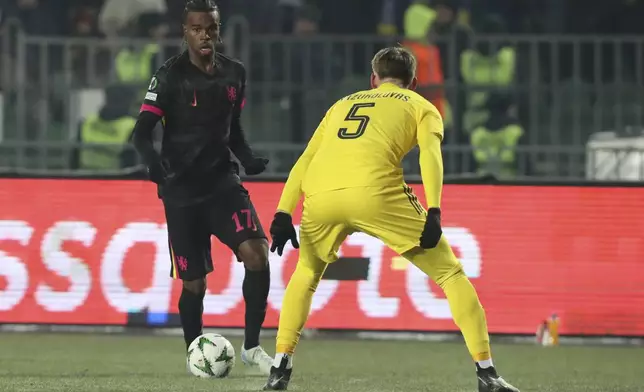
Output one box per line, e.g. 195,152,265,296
301,185,438,262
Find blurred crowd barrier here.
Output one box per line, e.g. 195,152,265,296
1,18,643,181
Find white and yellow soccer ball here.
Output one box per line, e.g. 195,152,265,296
187,333,236,378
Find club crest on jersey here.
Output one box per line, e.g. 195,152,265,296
226,86,237,103
177,256,188,271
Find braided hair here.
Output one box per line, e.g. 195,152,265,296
182,0,219,24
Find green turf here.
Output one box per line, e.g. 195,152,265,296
0,333,642,392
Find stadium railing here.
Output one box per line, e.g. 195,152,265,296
1,19,643,181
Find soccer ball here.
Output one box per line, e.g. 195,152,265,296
187,333,236,378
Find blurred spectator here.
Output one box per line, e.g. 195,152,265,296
377,0,398,36
2,0,65,35
285,4,324,142
404,0,435,41
164,0,187,36
457,0,472,27
68,6,99,37
1,0,68,134
402,0,446,119
74,85,138,170
278,0,303,33
428,0,472,135
430,0,471,80
67,4,112,85
293,4,319,35
469,92,529,178
99,0,167,38
460,14,515,133
0,2,7,26
113,12,168,86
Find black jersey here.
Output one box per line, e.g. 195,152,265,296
138,51,256,205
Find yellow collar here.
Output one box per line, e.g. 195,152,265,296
377,82,403,90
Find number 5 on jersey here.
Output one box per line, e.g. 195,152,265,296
338,102,376,139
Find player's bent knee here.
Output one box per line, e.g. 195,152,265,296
183,278,207,295
237,239,269,271
403,246,464,286
435,264,466,289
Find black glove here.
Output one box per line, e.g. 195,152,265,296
146,160,172,185
420,208,442,249
269,212,300,256
242,157,269,175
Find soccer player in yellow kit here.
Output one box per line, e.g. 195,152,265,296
264,47,520,392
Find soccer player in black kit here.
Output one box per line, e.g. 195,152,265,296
131,0,273,375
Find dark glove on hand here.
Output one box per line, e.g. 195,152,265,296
420,208,442,249
269,212,300,256
242,157,269,175
147,160,171,185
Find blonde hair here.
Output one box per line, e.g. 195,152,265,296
371,46,417,87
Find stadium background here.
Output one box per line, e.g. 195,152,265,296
1,0,644,340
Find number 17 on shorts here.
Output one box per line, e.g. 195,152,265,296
232,209,257,232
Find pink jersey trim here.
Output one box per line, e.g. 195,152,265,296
140,104,163,117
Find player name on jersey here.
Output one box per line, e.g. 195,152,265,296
343,92,411,102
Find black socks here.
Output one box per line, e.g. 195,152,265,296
242,266,270,350
179,266,270,351
179,287,205,350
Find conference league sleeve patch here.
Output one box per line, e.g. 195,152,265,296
148,76,159,92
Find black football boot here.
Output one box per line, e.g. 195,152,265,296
262,355,292,391
477,364,520,392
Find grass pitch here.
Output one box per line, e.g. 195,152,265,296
0,333,642,392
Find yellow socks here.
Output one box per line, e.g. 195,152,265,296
275,262,324,355
405,246,492,364
441,272,492,364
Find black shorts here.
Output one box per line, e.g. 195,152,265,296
164,184,266,280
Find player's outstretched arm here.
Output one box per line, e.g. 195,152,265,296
131,112,161,165
229,66,269,176
417,109,444,209
275,109,329,215
269,109,330,255
417,109,445,249
132,111,168,185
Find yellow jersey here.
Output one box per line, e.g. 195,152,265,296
277,82,444,213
